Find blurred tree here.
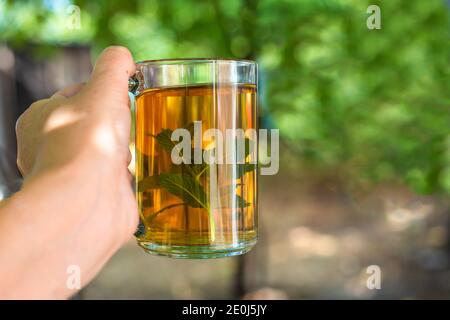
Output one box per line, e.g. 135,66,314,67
1,0,449,196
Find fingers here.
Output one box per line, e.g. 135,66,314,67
19,82,85,132
51,83,86,99
126,148,132,165
83,46,135,107
26,98,51,110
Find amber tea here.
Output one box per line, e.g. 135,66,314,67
130,59,258,258
135,83,257,258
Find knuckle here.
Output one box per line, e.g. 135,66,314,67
29,98,50,111
15,98,52,134
16,158,26,176
15,112,27,134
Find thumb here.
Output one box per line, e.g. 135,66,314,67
82,46,136,107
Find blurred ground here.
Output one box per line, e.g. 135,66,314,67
82,151,450,299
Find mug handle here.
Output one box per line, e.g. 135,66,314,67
128,76,139,95
128,73,145,237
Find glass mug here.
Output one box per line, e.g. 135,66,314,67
129,59,258,258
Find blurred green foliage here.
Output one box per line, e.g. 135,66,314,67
1,0,449,194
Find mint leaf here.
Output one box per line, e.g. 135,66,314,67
141,197,153,207
138,175,159,191
153,128,176,153
138,174,207,209
236,163,257,179
139,123,256,216
218,185,251,207
184,121,196,136
158,173,208,209
235,194,251,207
244,137,255,158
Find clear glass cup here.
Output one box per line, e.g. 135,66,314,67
129,59,258,259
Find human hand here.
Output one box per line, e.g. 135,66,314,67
2,46,138,298
16,46,135,177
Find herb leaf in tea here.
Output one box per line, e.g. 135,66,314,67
158,173,208,209
138,122,255,241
